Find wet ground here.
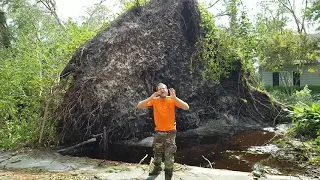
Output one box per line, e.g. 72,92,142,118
0,124,318,179
66,124,300,176
0,149,315,180
175,129,278,171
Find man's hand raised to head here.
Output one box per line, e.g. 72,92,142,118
137,91,159,109
170,88,189,110
150,91,160,99
169,88,177,100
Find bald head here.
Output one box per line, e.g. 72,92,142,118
157,83,168,98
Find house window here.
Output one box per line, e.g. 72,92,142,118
293,71,300,87
273,72,279,86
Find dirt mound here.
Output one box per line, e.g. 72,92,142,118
57,0,286,146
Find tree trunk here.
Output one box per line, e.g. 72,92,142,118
0,11,10,48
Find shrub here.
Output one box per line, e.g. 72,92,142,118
291,86,313,105
290,103,320,138
267,85,317,106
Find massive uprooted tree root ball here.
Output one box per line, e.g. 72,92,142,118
57,0,287,147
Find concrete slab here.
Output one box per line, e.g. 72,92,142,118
0,150,316,180
94,166,312,180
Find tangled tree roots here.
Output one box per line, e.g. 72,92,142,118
57,0,286,146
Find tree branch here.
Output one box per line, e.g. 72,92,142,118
214,12,231,18
57,138,96,153
301,0,308,34
202,155,213,168
37,0,64,28
206,0,222,9
84,1,105,25
278,0,305,33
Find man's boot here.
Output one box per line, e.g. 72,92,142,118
165,169,173,180
149,164,162,176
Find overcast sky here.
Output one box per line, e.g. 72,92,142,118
55,0,316,33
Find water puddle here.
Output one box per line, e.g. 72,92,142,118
175,129,279,172
64,124,300,175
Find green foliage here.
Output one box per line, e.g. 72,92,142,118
309,86,320,94
266,85,320,95
0,23,98,148
265,86,299,95
309,155,320,166
267,85,318,106
199,7,232,83
121,0,148,10
292,86,313,104
305,0,320,30
199,3,256,83
0,10,10,48
80,2,112,28
0,0,109,149
255,1,319,94
257,30,318,73
268,85,320,155
289,103,320,138
274,138,288,148
255,1,288,34
246,70,266,91
288,103,320,162
315,133,320,147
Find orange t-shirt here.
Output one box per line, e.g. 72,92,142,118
146,97,181,131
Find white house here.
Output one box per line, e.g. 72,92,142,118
259,67,320,87
259,34,320,87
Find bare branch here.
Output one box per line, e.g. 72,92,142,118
205,0,222,9
39,97,51,145
37,0,64,28
282,0,309,33
57,138,96,153
85,1,105,23
214,12,230,18
278,0,303,33
202,155,214,168
138,154,148,164
301,0,308,34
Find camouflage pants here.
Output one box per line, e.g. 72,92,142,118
152,131,177,171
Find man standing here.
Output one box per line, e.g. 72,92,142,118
137,83,189,180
